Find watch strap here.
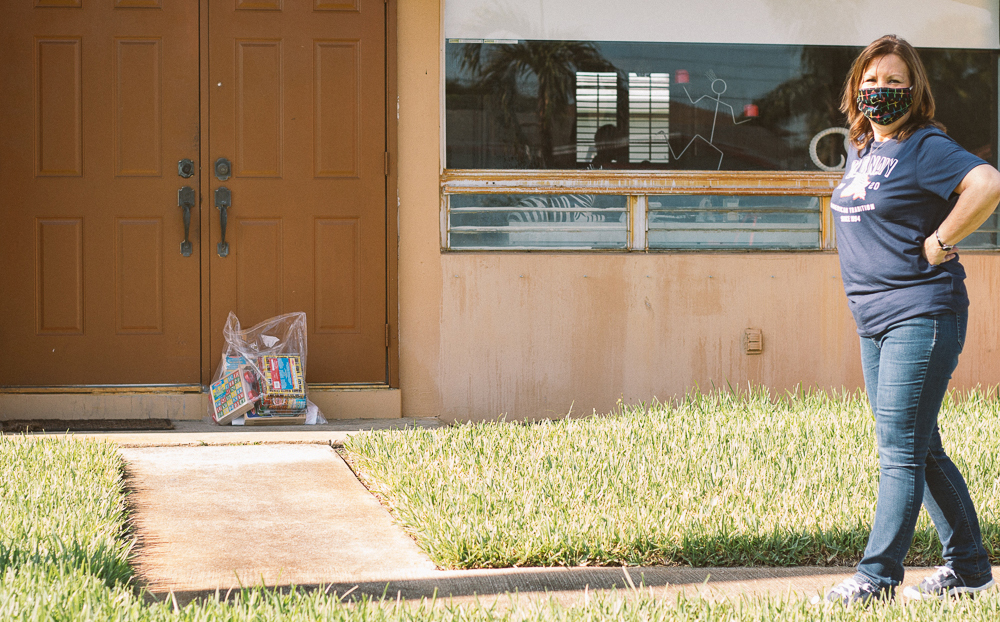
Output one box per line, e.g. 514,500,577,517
935,230,955,252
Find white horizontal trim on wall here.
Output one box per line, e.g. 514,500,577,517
445,0,999,49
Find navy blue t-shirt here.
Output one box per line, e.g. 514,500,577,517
832,126,986,337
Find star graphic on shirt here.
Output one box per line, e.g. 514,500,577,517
841,174,870,201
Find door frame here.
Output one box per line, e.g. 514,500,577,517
385,0,400,389
195,0,399,389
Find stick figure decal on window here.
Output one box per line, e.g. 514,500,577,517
658,70,752,170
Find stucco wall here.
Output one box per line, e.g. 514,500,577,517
396,0,1000,421
434,253,861,420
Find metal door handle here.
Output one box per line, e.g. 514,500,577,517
178,186,195,257
215,186,231,257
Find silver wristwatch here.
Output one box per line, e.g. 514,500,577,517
935,230,955,252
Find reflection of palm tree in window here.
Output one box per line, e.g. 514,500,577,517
459,41,615,168
922,50,996,162
750,47,857,169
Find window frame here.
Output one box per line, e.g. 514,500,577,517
441,169,842,251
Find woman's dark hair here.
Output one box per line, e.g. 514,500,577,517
840,34,944,152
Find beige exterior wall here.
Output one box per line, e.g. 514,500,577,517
396,0,1000,421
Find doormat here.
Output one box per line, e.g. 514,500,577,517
1,419,175,433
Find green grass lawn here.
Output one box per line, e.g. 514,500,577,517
343,388,1000,570
4,389,1000,621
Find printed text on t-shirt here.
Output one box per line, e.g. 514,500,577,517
830,202,875,214
847,154,899,179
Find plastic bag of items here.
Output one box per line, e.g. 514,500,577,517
209,311,326,425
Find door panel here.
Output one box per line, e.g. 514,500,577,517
1,1,201,385
208,0,388,383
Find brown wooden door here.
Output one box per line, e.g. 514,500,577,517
0,1,201,386
207,0,388,383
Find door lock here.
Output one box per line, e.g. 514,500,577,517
214,157,231,181
177,158,195,178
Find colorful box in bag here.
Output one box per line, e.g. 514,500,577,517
251,354,307,423
210,365,261,425
257,355,305,397
255,396,308,415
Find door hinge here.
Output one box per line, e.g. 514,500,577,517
385,324,391,347
384,152,389,176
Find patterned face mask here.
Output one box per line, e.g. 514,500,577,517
856,87,913,125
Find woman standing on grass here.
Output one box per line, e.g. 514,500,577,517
823,34,1000,605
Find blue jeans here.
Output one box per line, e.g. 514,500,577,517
855,312,992,590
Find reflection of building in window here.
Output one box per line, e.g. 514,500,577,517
575,71,618,163
628,73,670,164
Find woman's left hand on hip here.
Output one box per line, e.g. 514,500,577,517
923,237,956,265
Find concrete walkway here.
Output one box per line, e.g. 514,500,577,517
28,420,990,608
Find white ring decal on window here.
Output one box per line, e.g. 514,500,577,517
809,127,850,171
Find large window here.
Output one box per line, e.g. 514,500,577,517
442,0,1000,251
446,40,998,172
